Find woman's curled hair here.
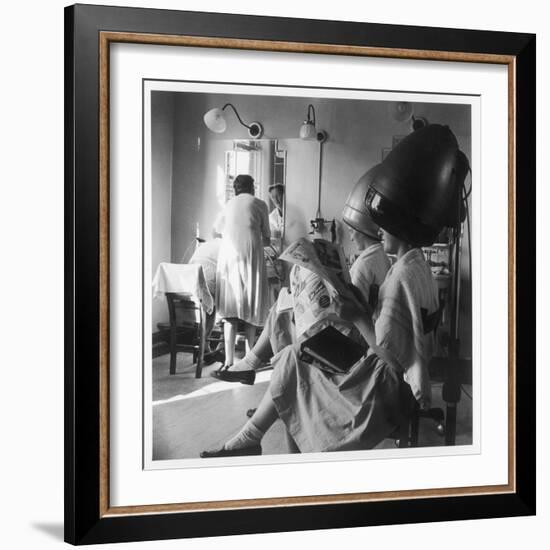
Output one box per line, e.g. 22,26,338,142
233,174,255,196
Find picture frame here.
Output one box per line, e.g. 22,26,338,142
64,3,536,545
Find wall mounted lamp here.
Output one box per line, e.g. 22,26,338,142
388,101,428,132
203,103,264,138
299,104,327,142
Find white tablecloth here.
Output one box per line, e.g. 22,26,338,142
152,263,214,314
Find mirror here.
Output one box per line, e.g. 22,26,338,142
222,139,287,255
214,139,289,300
210,138,331,258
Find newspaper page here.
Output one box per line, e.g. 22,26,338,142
279,238,352,297
280,238,354,340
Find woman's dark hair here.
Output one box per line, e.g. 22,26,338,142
233,174,255,196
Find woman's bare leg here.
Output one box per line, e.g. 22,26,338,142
247,387,279,432
216,302,294,375
244,323,256,355
230,324,273,372
223,319,237,367
249,327,273,362
223,388,279,450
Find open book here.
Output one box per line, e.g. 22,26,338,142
278,238,365,368
299,325,367,375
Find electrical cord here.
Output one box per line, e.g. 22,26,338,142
462,179,472,200
459,177,473,404
180,238,198,264
462,179,473,287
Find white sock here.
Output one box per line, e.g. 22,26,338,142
231,350,263,372
224,420,264,450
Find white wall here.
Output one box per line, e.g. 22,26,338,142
168,92,472,353
171,94,471,260
0,1,545,550
150,92,174,328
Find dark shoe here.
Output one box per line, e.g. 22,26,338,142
200,444,262,458
211,366,256,385
209,363,231,379
246,408,257,418
203,348,225,366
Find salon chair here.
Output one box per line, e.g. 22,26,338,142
153,262,217,378
391,398,445,448
391,354,472,447
159,292,225,378
156,293,206,378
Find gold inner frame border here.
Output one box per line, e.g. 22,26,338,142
98,31,516,518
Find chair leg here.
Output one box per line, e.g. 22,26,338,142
445,403,457,445
167,293,177,375
410,413,420,447
397,421,410,448
169,349,177,375
195,306,207,379
195,353,203,379
169,327,177,375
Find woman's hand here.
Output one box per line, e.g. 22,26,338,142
417,395,432,411
335,284,377,350
336,284,372,324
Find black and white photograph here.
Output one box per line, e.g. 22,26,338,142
56,0,540,545
145,84,475,466
0,0,544,546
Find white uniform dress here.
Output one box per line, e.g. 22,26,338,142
269,248,439,452
269,208,284,236
349,243,391,309
215,193,271,327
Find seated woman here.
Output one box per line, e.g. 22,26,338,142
201,228,438,456
212,202,390,384
200,172,428,456
201,125,469,458
189,238,220,343
201,125,467,457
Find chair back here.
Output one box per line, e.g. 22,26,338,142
166,293,202,329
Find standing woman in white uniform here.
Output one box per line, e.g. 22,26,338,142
213,174,271,380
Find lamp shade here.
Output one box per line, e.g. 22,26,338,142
203,108,227,133
299,120,317,140
389,101,414,123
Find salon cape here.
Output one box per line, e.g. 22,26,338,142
372,248,439,407
349,242,391,307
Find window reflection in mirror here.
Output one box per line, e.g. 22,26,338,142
224,140,287,255
221,139,288,300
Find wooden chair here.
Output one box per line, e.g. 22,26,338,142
164,292,207,378
391,383,445,448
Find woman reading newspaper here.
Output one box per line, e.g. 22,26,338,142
211,212,390,385
201,125,469,456
200,168,426,456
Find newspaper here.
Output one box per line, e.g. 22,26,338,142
279,238,351,295
279,238,354,340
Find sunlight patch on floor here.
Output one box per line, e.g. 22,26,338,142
152,369,272,406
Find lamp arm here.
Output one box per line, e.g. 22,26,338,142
317,140,324,217
222,103,253,130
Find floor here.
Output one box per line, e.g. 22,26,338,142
152,351,473,461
